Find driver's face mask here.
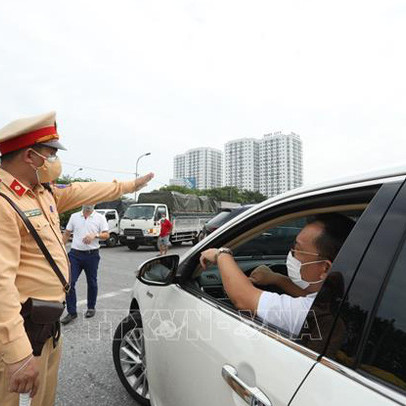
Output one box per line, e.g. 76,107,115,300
286,251,326,289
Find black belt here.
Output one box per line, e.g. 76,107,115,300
70,248,99,254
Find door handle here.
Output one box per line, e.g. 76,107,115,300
222,364,272,406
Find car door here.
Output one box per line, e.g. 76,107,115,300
138,182,398,406
140,269,317,406
290,181,406,405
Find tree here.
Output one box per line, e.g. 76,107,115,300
158,185,267,205
158,185,199,195
240,189,267,204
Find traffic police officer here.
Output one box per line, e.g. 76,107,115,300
0,111,154,406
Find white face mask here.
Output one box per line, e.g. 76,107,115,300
286,251,325,289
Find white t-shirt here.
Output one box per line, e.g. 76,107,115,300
66,211,109,251
256,291,318,336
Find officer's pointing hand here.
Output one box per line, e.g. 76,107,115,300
7,354,40,397
134,172,154,191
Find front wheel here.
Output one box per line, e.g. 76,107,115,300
106,233,118,248
112,313,150,405
127,242,139,251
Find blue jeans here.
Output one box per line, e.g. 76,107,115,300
66,249,101,315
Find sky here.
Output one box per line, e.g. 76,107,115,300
0,0,405,193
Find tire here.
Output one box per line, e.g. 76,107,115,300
127,242,139,251
192,234,200,245
106,233,118,248
171,241,182,246
112,313,150,405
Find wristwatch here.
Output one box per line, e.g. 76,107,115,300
215,247,233,261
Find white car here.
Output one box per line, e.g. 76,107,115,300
112,167,406,406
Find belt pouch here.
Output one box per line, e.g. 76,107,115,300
20,298,65,356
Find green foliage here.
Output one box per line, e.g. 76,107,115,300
158,185,267,205
55,174,95,227
55,174,95,184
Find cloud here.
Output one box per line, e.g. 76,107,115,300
0,0,405,189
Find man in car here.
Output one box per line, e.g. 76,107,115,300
200,213,355,336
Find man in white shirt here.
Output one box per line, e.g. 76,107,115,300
61,205,109,324
200,214,355,336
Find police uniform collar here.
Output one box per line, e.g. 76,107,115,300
0,168,31,198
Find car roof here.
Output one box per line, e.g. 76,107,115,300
252,165,406,214
210,165,406,234
181,166,406,261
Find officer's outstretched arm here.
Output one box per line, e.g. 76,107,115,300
52,173,154,214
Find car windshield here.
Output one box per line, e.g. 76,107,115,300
123,205,155,220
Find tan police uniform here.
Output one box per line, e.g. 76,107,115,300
0,112,150,406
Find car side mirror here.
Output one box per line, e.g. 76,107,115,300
137,255,179,286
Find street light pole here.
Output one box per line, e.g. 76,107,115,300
72,168,83,179
135,152,151,200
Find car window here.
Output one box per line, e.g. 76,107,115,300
358,240,406,392
194,211,359,335
183,205,373,360
233,218,305,257
315,184,406,367
194,216,306,310
156,206,167,219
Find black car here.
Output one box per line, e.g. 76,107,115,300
198,205,254,241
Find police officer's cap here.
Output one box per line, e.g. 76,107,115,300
0,111,67,155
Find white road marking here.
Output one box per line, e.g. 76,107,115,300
77,288,132,306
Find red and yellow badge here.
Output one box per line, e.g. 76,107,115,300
10,179,26,197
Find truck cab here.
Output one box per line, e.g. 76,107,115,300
119,204,168,251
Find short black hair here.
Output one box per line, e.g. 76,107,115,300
0,145,42,164
0,149,24,163
308,213,355,261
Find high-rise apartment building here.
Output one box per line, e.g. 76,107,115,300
172,147,223,190
224,132,303,197
259,132,303,197
173,154,186,179
224,138,260,192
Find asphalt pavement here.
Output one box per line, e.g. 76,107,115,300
55,243,191,406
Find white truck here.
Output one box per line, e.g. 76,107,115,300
95,209,121,247
119,191,218,251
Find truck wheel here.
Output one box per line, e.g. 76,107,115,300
192,235,200,245
128,243,139,251
106,233,118,248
